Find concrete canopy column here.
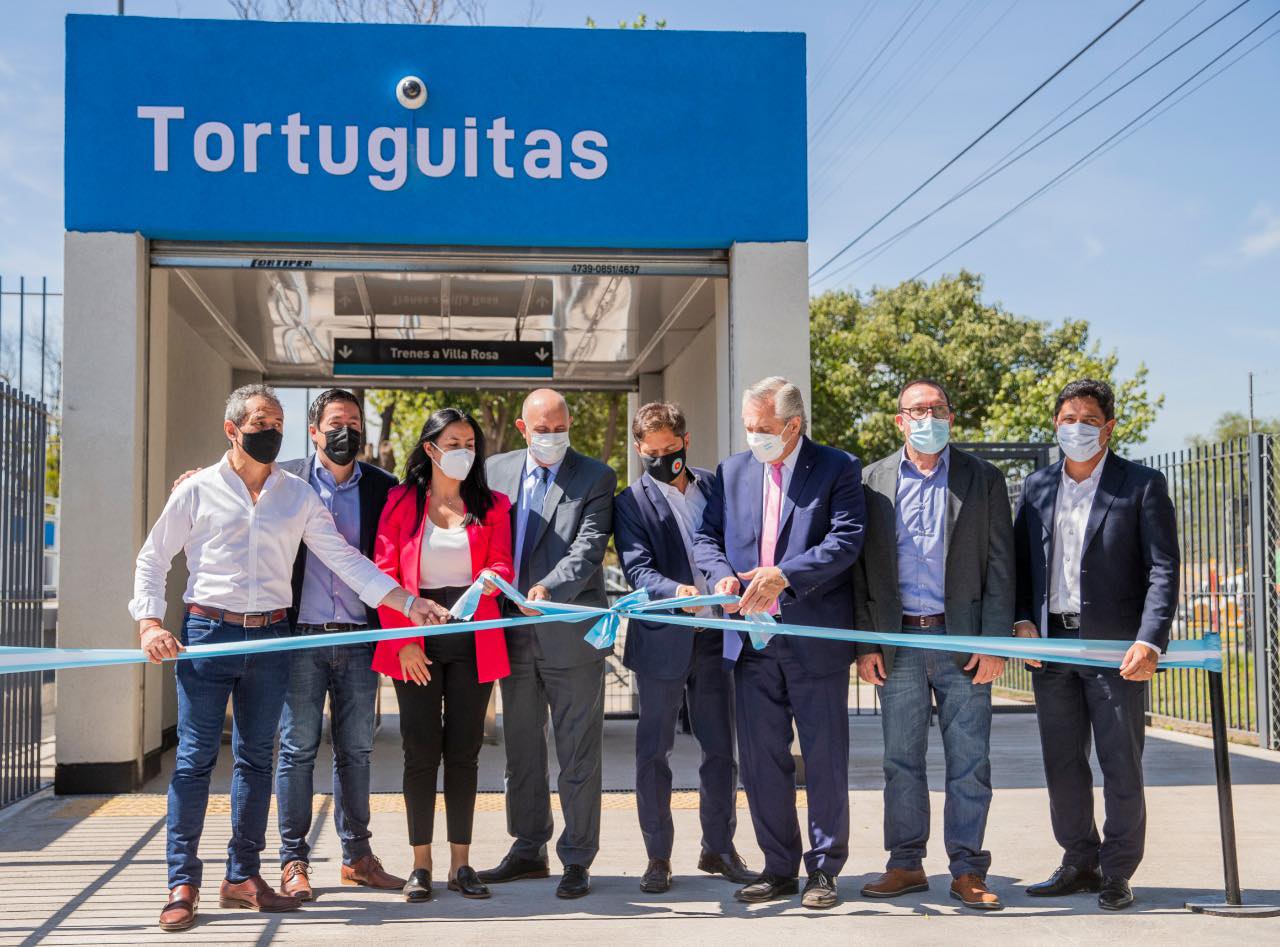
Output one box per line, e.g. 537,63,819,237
56,232,150,793
725,242,811,453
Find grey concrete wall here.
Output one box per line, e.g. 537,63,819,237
726,242,811,453
662,318,720,471
56,232,149,791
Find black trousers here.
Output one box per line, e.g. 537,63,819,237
393,586,493,846
1031,659,1147,879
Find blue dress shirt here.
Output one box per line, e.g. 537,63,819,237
513,451,564,584
895,447,949,617
297,453,367,625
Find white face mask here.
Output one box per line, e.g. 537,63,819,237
1057,422,1105,463
528,431,570,466
431,446,475,481
746,429,786,464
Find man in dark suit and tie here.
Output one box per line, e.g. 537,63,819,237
613,402,755,894
478,388,616,900
853,379,1014,911
694,376,866,910
1013,378,1179,911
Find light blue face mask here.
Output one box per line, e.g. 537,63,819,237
1056,422,1104,462
906,417,950,455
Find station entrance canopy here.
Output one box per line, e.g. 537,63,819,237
65,15,806,390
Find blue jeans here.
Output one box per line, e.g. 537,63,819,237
167,612,292,889
878,630,993,878
276,633,379,866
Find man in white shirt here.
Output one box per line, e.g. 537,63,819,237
133,385,446,933
613,402,755,895
1012,379,1179,912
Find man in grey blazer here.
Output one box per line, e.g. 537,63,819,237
853,379,1015,911
477,388,617,900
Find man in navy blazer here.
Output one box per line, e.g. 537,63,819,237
694,377,866,910
1013,379,1179,912
614,402,755,894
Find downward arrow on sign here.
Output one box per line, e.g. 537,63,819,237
338,345,354,359
535,347,550,362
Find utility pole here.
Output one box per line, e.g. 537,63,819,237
118,1,125,14
1248,370,1255,434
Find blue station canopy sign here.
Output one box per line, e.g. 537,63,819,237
64,15,807,249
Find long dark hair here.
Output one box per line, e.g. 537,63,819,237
402,408,496,526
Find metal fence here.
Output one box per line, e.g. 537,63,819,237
1003,436,1280,748
0,382,49,807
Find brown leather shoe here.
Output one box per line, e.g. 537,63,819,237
280,860,314,901
218,875,302,912
159,885,199,931
341,854,406,890
860,867,929,899
951,873,1003,911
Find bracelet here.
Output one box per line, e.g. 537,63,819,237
401,595,416,618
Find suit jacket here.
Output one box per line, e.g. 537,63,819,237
853,447,1015,674
614,467,716,681
1013,451,1179,651
487,447,617,669
369,485,513,684
280,456,397,632
693,437,866,677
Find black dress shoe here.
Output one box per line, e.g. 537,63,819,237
403,868,432,903
556,864,591,899
640,858,672,894
1026,864,1102,897
447,866,491,900
734,873,800,903
801,870,839,909
476,854,550,884
698,850,756,885
1098,876,1135,911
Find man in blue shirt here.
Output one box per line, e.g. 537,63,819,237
276,389,405,899
853,379,1015,910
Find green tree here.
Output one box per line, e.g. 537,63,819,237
810,271,1162,463
368,388,628,484
1188,411,1280,446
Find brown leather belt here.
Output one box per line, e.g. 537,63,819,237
188,603,288,628
903,613,946,628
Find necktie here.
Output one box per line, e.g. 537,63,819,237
518,466,551,591
760,461,784,616
723,460,785,666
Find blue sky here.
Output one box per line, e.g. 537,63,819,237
1,0,1277,456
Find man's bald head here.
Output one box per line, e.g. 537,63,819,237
516,387,571,448
521,388,569,424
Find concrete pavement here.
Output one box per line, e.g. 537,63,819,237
1,693,1277,945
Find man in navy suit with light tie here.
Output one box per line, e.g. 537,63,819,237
614,402,755,895
1013,379,1179,911
694,377,866,909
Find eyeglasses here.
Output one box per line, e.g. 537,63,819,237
901,404,951,421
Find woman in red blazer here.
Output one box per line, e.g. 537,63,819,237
371,407,513,903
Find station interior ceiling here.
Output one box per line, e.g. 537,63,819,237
151,244,727,391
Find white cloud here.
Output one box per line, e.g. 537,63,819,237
1239,205,1280,261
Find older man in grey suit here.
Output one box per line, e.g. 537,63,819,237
477,389,616,900
853,379,1015,911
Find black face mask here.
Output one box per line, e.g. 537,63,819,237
237,427,283,465
639,447,687,485
322,425,362,466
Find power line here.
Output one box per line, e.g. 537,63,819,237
813,0,1253,288
809,0,1149,280
809,0,880,95
810,0,988,190
906,10,1280,281
809,0,930,149
812,0,1020,204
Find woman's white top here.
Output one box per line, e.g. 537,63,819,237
419,518,473,589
